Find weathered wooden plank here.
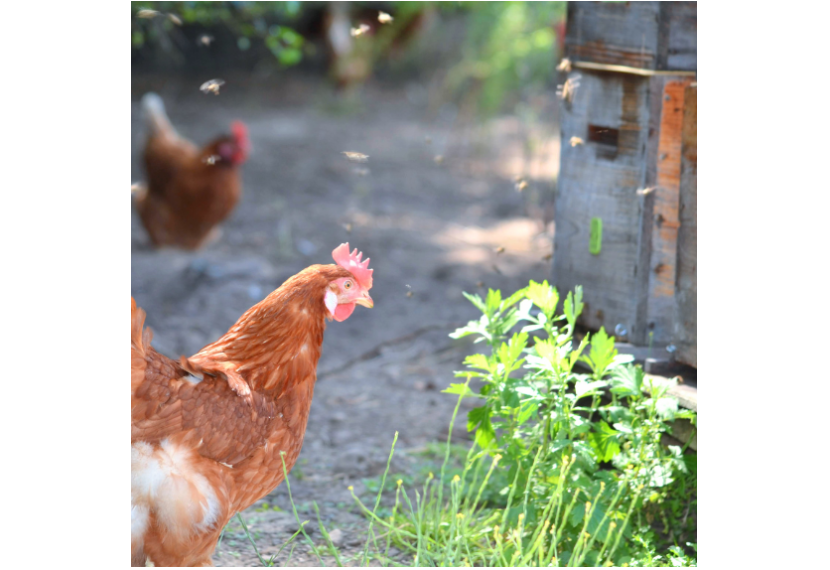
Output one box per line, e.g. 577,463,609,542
644,79,695,344
566,2,661,70
674,85,697,367
632,75,667,345
565,1,696,72
573,61,697,77
664,2,697,71
554,71,650,335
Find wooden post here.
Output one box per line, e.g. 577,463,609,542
674,85,697,367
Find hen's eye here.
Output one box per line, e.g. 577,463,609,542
344,281,353,290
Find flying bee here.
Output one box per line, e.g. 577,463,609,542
342,151,369,163
167,13,182,26
343,223,353,234
515,180,528,192
434,155,444,164
495,246,505,255
131,182,144,194
137,9,159,19
636,187,656,196
569,136,584,147
198,34,214,46
542,253,553,261
378,11,393,24
350,24,370,37
492,264,502,275
557,58,572,73
556,74,581,103
200,79,225,95
202,155,221,165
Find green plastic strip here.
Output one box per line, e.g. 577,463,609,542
589,217,603,255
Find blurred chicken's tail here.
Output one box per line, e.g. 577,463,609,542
142,92,177,138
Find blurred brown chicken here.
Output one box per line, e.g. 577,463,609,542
134,93,250,249
132,243,374,566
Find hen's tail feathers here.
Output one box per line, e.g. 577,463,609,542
132,298,153,397
142,92,177,138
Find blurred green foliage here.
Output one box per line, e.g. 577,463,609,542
131,2,305,66
439,1,566,116
132,2,566,115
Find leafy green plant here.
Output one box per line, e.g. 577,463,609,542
237,280,696,566
342,281,696,566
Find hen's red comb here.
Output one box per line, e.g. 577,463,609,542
332,243,373,290
231,121,250,153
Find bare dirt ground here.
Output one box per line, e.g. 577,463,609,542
131,74,560,566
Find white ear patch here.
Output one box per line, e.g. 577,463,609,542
324,290,338,317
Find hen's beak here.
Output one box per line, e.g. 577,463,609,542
355,292,374,308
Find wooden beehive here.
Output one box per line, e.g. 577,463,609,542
552,1,696,349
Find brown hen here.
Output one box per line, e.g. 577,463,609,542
131,244,373,566
134,92,250,249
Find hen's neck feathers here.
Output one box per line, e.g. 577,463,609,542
193,264,353,394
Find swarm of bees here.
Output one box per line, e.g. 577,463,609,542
556,74,581,103
342,151,369,163
350,24,371,37
200,79,225,95
378,11,394,24
569,136,584,147
557,58,572,73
